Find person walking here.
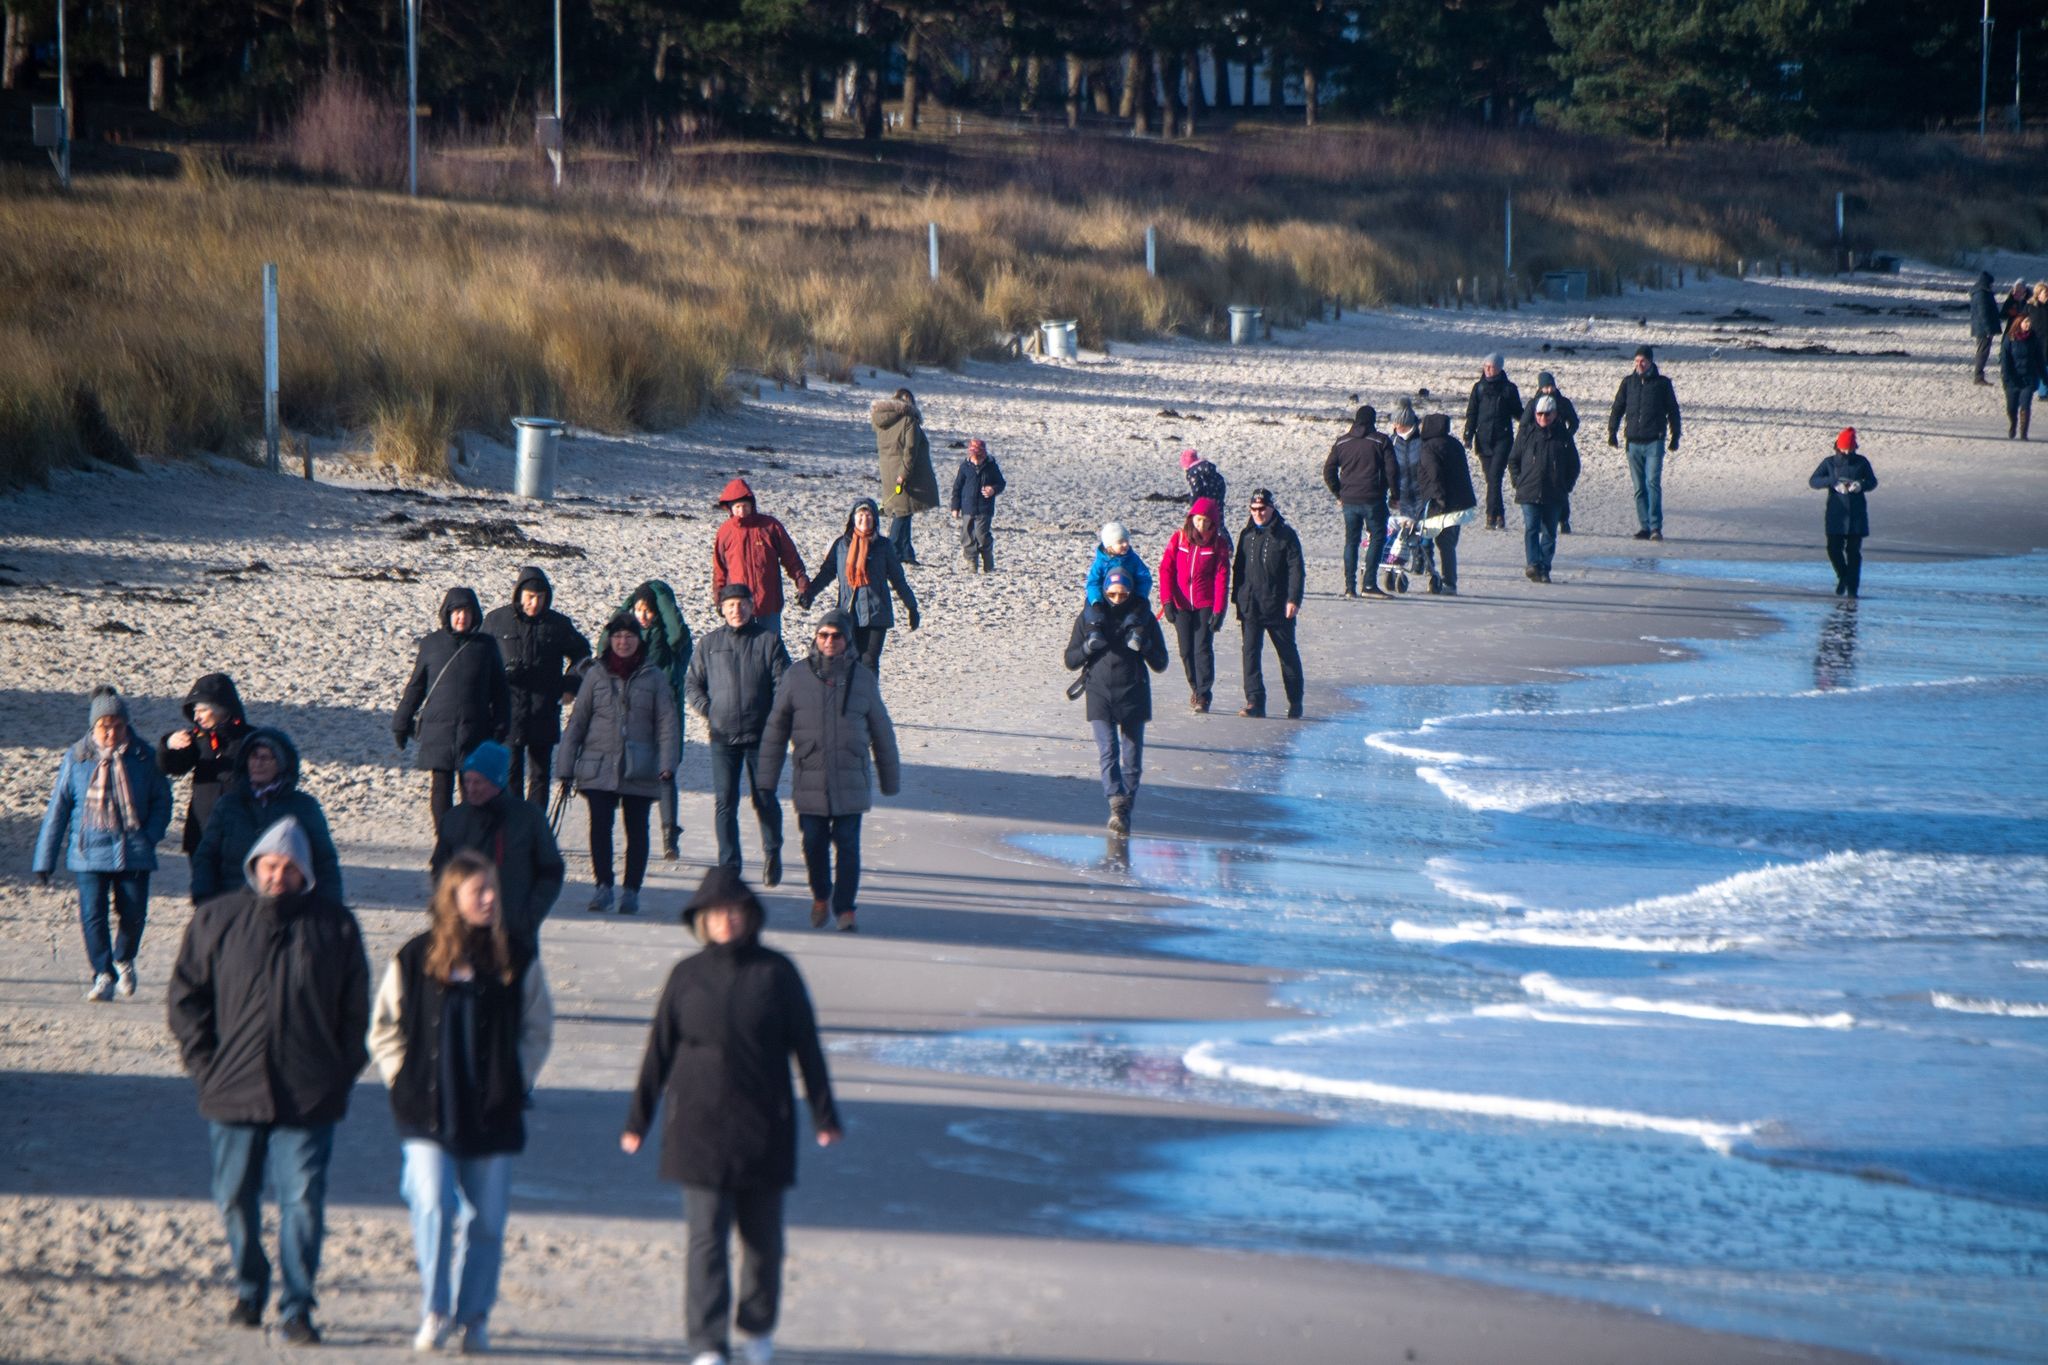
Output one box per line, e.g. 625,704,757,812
1322,404,1400,597
1232,490,1306,720
1970,270,2001,386
2002,278,2030,332
190,728,344,906
394,587,511,837
430,741,566,951
1180,448,1226,507
1523,373,1581,532
1158,496,1231,713
1063,566,1169,833
1412,413,1478,596
685,586,791,886
949,438,1006,572
33,686,173,1001
370,851,555,1356
1809,428,1879,599
1085,522,1154,604
1462,353,1523,531
712,479,810,640
622,865,841,1365
618,580,693,861
157,672,252,858
1511,396,1582,584
483,567,590,808
1387,400,1425,520
167,816,369,1346
2001,314,2045,440
560,614,682,917
800,498,920,676
871,387,939,567
756,610,901,933
1607,345,1682,542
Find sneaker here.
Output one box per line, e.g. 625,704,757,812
811,899,830,928
763,851,782,888
227,1298,263,1329
1631,529,1653,540
1285,705,1303,720
1559,521,1573,534
586,886,614,914
835,911,858,933
1539,569,1553,584
689,1354,727,1365
455,1321,490,1355
663,830,681,862
1441,582,1458,596
114,961,136,998
414,1315,451,1352
1524,566,1541,581
1649,530,1663,542
277,1314,321,1346
1237,705,1264,718
736,1334,775,1365
617,888,640,916
85,973,116,1002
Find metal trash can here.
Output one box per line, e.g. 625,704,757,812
1540,270,1588,302
511,417,564,501
1228,305,1263,345
1039,319,1078,360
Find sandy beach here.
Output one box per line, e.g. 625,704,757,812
4,254,2042,1364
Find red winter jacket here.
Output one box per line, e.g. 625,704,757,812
713,513,809,617
1159,504,1232,615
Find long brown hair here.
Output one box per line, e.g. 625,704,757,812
425,850,513,985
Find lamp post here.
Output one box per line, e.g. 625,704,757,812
1981,0,1994,139
407,0,419,196
551,0,563,187
56,0,69,185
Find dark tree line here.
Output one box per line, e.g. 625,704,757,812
6,0,2046,142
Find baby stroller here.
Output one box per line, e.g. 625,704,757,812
1378,504,1443,595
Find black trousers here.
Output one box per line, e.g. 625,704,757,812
799,813,861,914
1479,444,1511,523
584,791,653,889
1975,334,1994,380
428,769,456,836
1435,524,1461,590
683,1185,785,1356
1826,534,1864,595
1172,611,1218,703
851,625,887,676
1240,611,1303,714
508,743,553,808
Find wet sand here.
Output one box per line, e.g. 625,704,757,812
6,256,2042,1362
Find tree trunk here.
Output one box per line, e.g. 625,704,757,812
1162,49,1186,138
1091,60,1116,115
1266,50,1284,109
324,0,341,74
148,51,166,110
1021,52,1040,112
902,26,922,130
653,31,674,84
858,64,883,139
2,7,21,92
115,0,127,78
1129,51,1151,135
1185,50,1207,114
1303,65,1318,127
1064,52,1082,128
1119,50,1140,120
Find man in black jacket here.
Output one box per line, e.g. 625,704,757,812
1607,345,1682,541
686,585,792,885
429,740,566,950
1063,566,1170,834
1463,353,1523,530
167,816,369,1346
1232,489,1306,719
1322,405,1400,598
1522,372,1580,533
483,566,591,806
1970,271,2000,385
1412,414,1478,595
1511,397,1582,584
622,866,839,1365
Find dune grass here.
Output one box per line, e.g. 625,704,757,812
4,122,2044,487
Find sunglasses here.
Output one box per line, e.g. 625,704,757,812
815,629,844,640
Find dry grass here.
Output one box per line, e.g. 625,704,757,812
4,120,2045,487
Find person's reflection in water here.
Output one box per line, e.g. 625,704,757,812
1103,831,1130,874
1813,601,1859,691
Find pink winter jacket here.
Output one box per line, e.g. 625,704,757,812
1160,502,1232,614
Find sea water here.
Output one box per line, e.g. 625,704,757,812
877,553,2048,1364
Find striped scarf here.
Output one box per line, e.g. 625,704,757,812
845,529,873,589
83,742,140,836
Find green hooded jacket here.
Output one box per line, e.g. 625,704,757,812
617,580,693,714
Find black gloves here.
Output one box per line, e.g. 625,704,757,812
1084,632,1110,658
1608,434,1620,448
395,731,410,752
1163,604,1179,625
1210,612,1227,632
34,871,51,889
906,607,920,632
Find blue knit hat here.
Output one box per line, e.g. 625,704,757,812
461,740,512,792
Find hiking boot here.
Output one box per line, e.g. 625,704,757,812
1195,693,1210,714
763,851,782,888
227,1298,263,1329
278,1314,321,1347
1237,705,1264,718
1189,690,1203,713
1631,529,1653,540
414,1315,451,1352
1525,566,1541,581
1107,795,1131,835
86,973,116,1002
114,961,136,998
586,885,614,915
617,889,640,916
811,899,830,928
455,1321,491,1355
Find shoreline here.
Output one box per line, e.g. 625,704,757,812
6,257,2043,1363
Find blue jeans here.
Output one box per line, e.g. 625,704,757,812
1521,501,1562,573
709,741,783,872
1090,719,1144,801
1342,504,1388,592
401,1141,513,1328
208,1121,335,1319
76,871,149,977
887,514,916,563
1626,439,1665,533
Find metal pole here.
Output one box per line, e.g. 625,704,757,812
552,0,563,187
1981,0,1993,138
56,0,69,186
1145,224,1157,277
1504,192,1513,277
411,0,423,197
2017,30,2024,129
1835,190,1845,267
928,222,939,281
263,264,280,474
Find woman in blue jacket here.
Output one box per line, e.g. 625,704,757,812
32,686,173,1001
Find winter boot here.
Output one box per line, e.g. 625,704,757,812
1107,795,1131,835
585,885,614,914
617,888,640,916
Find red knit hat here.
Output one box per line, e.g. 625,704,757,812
1834,428,1857,452
717,477,755,507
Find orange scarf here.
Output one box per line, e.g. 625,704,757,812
846,529,872,589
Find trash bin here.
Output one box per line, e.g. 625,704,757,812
1039,319,1078,360
511,417,564,501
1228,306,1263,345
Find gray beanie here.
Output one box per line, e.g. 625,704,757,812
243,815,315,895
1535,395,1558,415
88,685,129,726
1391,400,1418,429
1485,352,1506,371
1536,370,1557,390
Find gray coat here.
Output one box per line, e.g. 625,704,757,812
559,658,681,799
756,653,900,818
